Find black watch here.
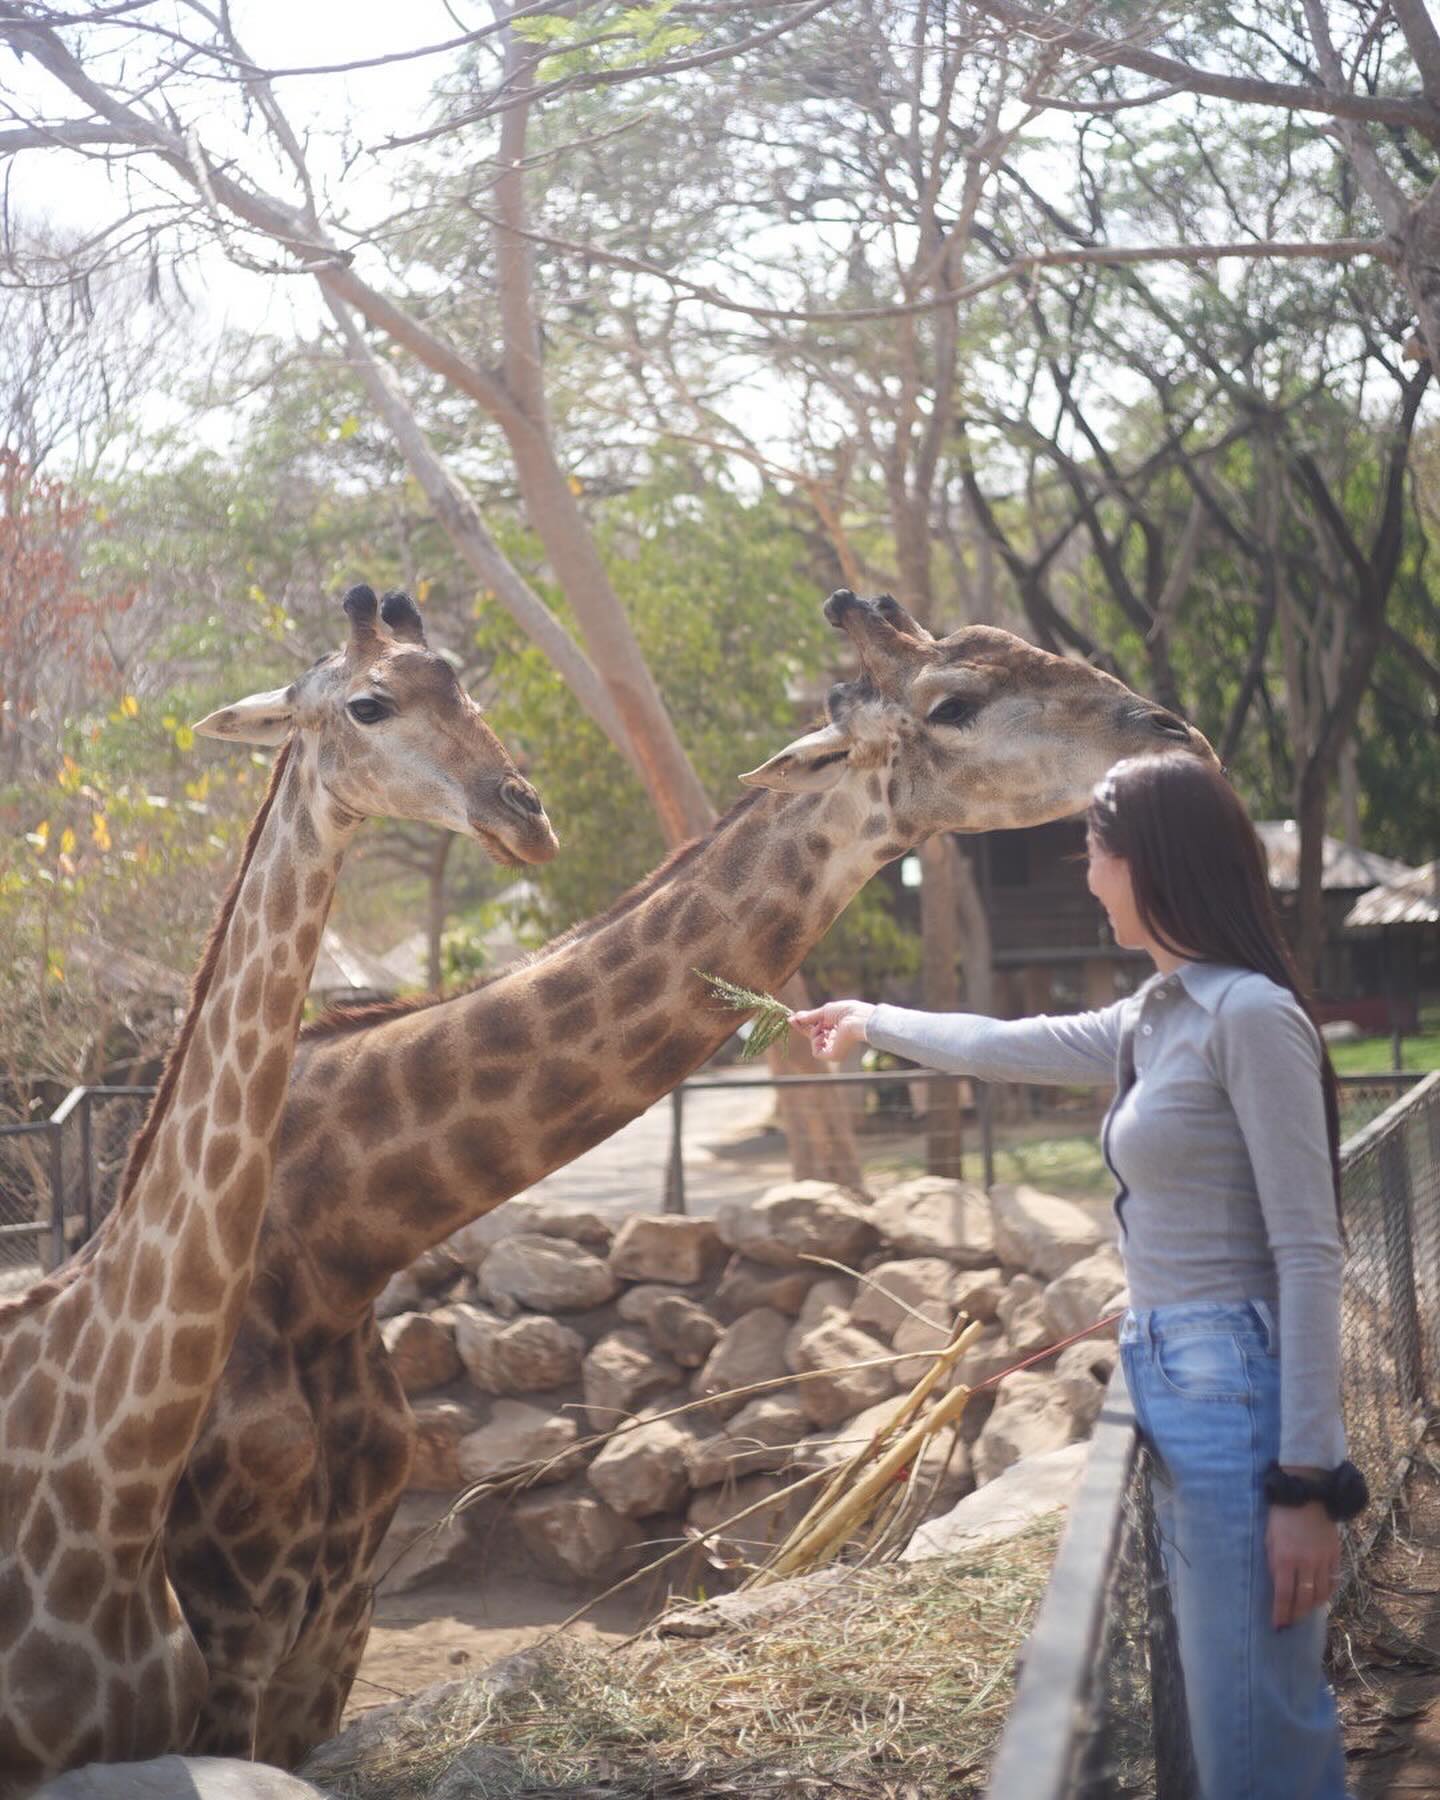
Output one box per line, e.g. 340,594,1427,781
1262,1460,1369,1522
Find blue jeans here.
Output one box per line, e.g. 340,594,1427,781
1120,1301,1349,1800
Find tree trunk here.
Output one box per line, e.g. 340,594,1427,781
918,834,964,1178
769,972,864,1188
425,834,454,992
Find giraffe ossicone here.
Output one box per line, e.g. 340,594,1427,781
0,585,554,1796
164,588,1214,1765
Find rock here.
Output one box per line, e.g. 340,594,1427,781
529,1205,615,1251
617,1283,692,1326
373,1492,472,1592
972,1369,1079,1485
1003,1294,1053,1356
889,1300,957,1387
1054,1336,1119,1433
692,1307,791,1419
686,1471,796,1546
1041,1249,1127,1340
431,1745,525,1800
713,1255,820,1318
951,1265,1007,1324
787,1319,894,1426
588,1413,693,1517
35,1758,327,1799
446,1199,613,1273
902,1441,1091,1561
850,1257,956,1334
513,1488,641,1582
408,1398,484,1491
478,1234,619,1313
609,1214,721,1285
715,1181,877,1270
949,1321,1019,1392
783,1276,855,1363
450,1304,585,1394
870,1177,994,1267
658,1566,853,1638
995,1272,1044,1330
584,1328,683,1423
990,1183,1106,1280
457,1401,580,1486
380,1311,463,1395
687,1389,810,1487
648,1294,722,1368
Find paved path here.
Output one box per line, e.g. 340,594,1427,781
522,1071,784,1220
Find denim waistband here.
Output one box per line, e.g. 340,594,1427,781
1121,1298,1277,1351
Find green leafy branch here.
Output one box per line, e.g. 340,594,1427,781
696,970,794,1062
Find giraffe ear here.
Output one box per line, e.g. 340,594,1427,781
192,685,296,746
739,724,851,794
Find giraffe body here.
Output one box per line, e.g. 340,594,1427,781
165,592,1215,1762
0,589,554,1795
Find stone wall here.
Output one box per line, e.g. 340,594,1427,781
375,1177,1126,1588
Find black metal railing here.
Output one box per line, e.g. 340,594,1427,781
988,1070,1440,1800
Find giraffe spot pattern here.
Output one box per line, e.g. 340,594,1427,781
50,1546,106,1624
248,1045,291,1138
52,1456,104,1534
129,1242,166,1321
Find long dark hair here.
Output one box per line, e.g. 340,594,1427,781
1087,754,1343,1211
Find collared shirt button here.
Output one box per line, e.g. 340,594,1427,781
1142,1023,1154,1035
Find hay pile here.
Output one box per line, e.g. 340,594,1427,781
310,1518,1060,1800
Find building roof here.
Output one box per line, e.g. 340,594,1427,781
1344,861,1440,931
309,928,402,998
1252,820,1416,893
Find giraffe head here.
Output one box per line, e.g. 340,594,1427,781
193,585,558,865
741,589,1215,837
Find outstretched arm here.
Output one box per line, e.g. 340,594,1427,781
792,998,1127,1084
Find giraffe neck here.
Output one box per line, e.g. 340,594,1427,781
1,735,354,1525
287,780,902,1322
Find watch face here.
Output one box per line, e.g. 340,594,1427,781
1332,1461,1369,1521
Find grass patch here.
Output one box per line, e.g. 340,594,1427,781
316,1520,1062,1799
1329,1031,1440,1077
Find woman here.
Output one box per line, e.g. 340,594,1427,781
792,753,1364,1800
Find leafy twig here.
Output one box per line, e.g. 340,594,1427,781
696,970,794,1061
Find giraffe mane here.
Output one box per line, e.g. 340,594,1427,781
301,785,769,1043
115,736,298,1209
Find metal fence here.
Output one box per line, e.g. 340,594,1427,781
988,1069,1440,1800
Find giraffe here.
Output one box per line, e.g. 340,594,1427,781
0,586,556,1796
159,588,1214,1764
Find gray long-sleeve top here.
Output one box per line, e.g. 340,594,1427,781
867,961,1345,1469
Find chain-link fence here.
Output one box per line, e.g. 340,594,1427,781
0,1086,153,1290
988,1070,1440,1800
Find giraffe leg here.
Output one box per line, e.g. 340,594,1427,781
255,1586,375,1767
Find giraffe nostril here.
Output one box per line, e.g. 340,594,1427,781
500,776,544,818
1149,709,1192,742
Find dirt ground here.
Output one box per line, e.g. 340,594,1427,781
1337,1433,1440,1798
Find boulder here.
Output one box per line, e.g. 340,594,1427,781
995,1272,1043,1329
972,1369,1079,1485
686,1389,810,1488
617,1283,693,1327
1040,1249,1127,1340
647,1294,722,1369
478,1234,619,1313
889,1299,957,1387
870,1177,994,1267
783,1277,855,1362
990,1183,1106,1279
658,1565,853,1639
513,1487,641,1582
375,1244,459,1319
949,1320,1020,1392
447,1199,613,1272
713,1255,820,1318
686,1471,797,1546
715,1181,877,1270
692,1307,791,1419
372,1492,472,1592
379,1311,462,1395
902,1441,1090,1561
787,1319,895,1426
850,1257,956,1335
35,1759,327,1799
996,1276,1051,1356
457,1401,580,1486
450,1304,585,1394
408,1398,484,1491
584,1328,683,1423
951,1265,1007,1324
588,1413,693,1517
300,1661,538,1785
529,1205,615,1251
609,1215,721,1285
1054,1336,1119,1433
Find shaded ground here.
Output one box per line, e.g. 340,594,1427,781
1338,1431,1440,1797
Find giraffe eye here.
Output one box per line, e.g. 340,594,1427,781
347,696,391,725
927,694,982,729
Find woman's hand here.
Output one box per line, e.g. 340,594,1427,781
790,1000,875,1062
1266,1498,1341,1628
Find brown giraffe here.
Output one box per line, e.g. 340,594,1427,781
167,589,1214,1763
0,586,555,1796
